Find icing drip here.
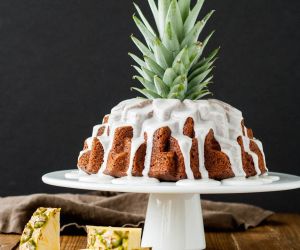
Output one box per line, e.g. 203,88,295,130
172,134,193,179
77,137,93,161
78,98,268,181
253,139,268,171
242,137,261,176
215,136,245,177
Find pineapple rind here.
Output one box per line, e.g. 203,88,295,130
19,207,60,250
130,0,218,100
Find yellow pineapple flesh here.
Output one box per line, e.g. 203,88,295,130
19,207,61,250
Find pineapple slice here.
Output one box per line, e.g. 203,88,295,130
19,207,61,250
86,226,142,250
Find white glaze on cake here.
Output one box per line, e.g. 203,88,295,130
77,98,269,184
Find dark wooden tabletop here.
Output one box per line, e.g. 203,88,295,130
1,213,299,250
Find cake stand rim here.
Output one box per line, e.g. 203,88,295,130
42,170,300,194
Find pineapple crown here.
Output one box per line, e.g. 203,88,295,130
129,0,219,100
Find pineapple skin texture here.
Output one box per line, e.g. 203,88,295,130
19,207,61,250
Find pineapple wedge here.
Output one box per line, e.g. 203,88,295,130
86,226,142,250
19,207,61,250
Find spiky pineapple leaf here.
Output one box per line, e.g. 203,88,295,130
163,22,180,52
173,74,187,87
191,46,220,71
154,75,169,97
153,38,173,68
173,47,190,68
134,3,156,36
163,68,177,86
183,0,205,34
188,59,216,81
165,0,184,42
181,10,214,47
186,89,211,100
133,15,156,49
131,87,162,99
188,31,215,67
173,60,187,75
130,0,218,100
142,66,156,80
178,0,190,22
131,35,155,60
128,53,146,68
168,80,187,100
132,65,149,80
188,67,214,89
186,78,212,95
133,75,157,92
158,0,172,37
148,0,159,29
144,56,165,77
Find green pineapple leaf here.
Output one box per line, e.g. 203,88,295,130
131,87,162,99
130,0,219,100
128,53,146,68
154,75,169,97
184,0,205,34
178,0,190,22
133,3,156,36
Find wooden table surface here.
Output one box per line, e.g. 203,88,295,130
1,213,299,250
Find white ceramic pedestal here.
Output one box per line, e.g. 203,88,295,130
42,170,300,250
142,194,205,250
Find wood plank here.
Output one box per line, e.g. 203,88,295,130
205,231,238,250
60,236,86,250
206,214,300,250
0,234,19,250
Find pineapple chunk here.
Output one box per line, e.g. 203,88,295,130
19,207,61,250
86,226,142,250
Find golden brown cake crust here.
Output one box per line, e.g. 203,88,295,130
148,127,180,181
78,151,90,171
204,129,235,180
132,143,146,176
78,138,104,174
104,126,133,177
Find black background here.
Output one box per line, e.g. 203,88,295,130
0,0,299,212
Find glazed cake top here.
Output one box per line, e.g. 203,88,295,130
82,98,266,179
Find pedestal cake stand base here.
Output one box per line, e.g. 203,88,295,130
143,194,204,250
42,170,300,250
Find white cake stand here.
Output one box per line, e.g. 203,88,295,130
42,170,300,250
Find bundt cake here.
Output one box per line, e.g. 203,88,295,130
77,98,267,182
